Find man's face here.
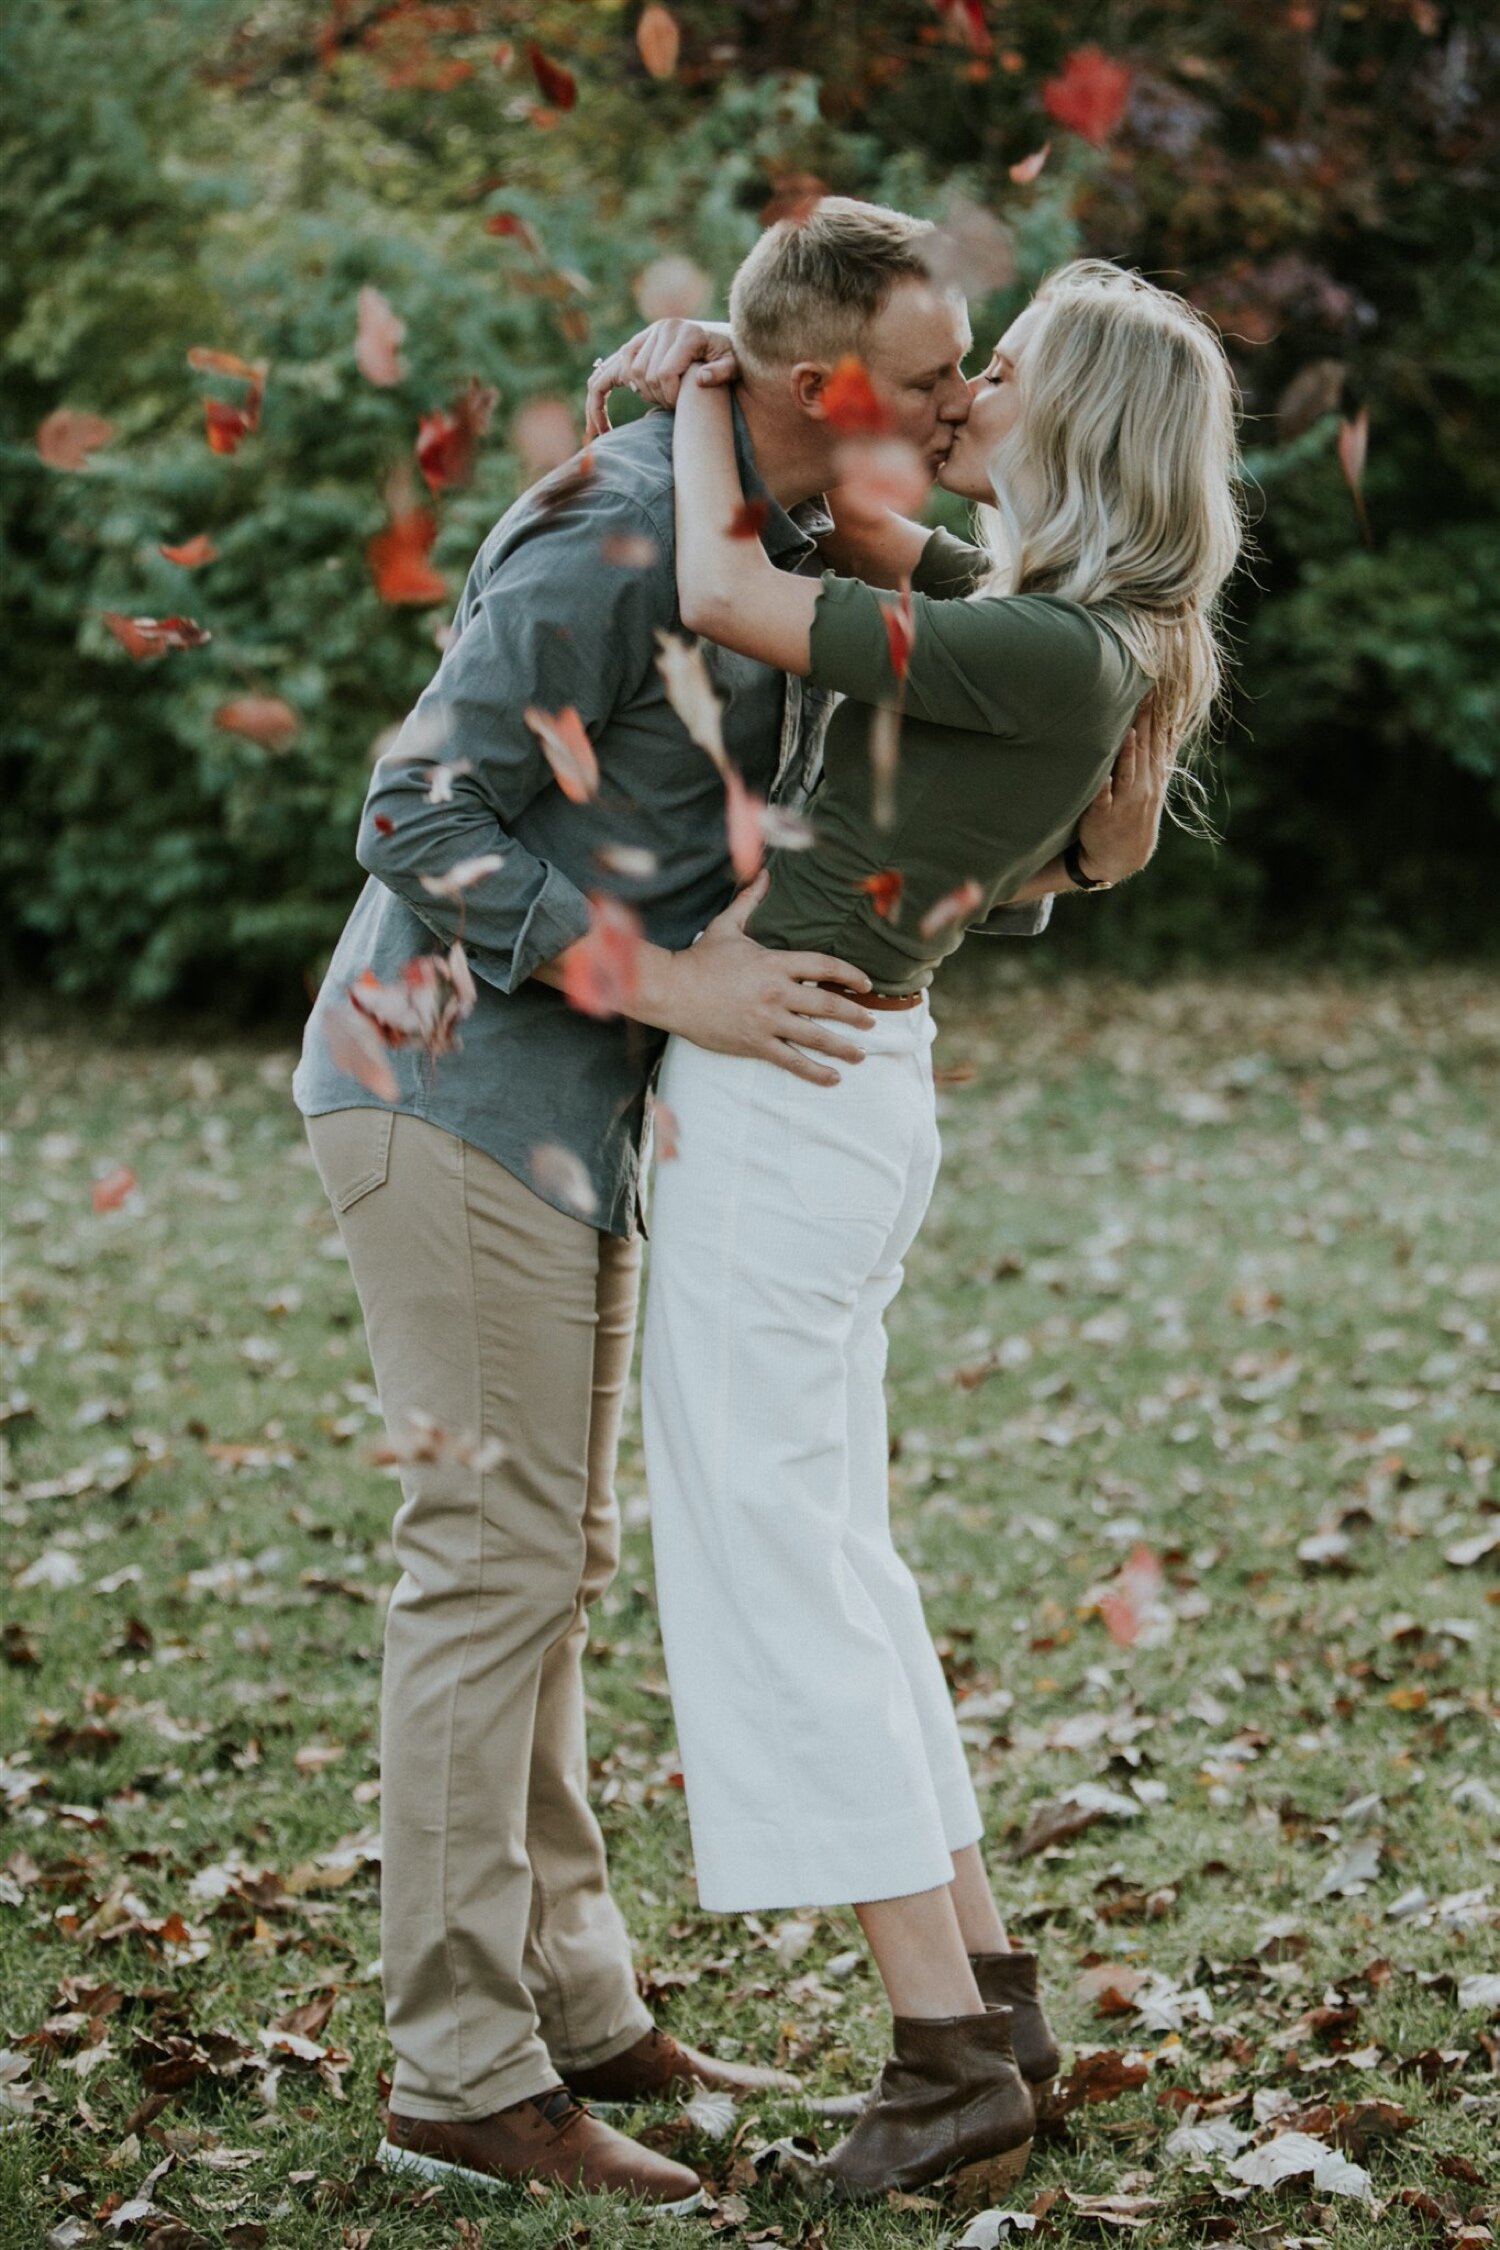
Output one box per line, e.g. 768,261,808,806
857,278,974,470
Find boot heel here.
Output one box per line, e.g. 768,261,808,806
947,2138,1033,2208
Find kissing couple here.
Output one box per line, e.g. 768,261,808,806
293,194,1243,2212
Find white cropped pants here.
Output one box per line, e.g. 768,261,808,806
641,997,983,1912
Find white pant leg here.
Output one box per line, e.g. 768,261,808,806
642,1008,958,1912
839,1016,984,1854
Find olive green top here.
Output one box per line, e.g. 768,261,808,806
746,528,1144,994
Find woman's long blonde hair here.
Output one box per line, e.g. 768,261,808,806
977,259,1245,765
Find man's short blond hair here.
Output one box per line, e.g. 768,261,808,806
729,196,938,374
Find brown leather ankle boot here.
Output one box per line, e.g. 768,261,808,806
810,2006,1034,2204
968,1950,1061,2086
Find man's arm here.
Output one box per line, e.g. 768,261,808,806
357,488,668,992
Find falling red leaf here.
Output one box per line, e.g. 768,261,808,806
1008,143,1051,183
1097,1543,1164,1647
484,210,540,256
933,0,992,55
524,705,600,803
599,530,660,570
368,495,446,605
91,1167,137,1214
373,814,395,836
102,614,211,660
858,869,904,922
35,408,114,472
560,894,643,1019
354,284,407,387
835,437,930,522
416,377,498,493
919,878,984,940
158,535,218,567
822,357,892,437
215,696,299,752
728,498,770,541
323,1003,400,1103
510,396,578,483
724,765,766,883
881,587,916,682
530,1142,598,1219
1338,407,1371,542
189,347,267,456
1042,47,1132,144
528,41,576,108
650,1100,682,1163
348,946,475,1058
636,3,680,77
760,172,826,226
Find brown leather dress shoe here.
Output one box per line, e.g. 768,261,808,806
810,2006,1034,2204
379,2084,703,2212
563,2025,798,2104
968,1949,1061,2086
807,1948,1060,2121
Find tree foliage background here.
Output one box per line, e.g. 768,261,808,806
3,0,1497,1011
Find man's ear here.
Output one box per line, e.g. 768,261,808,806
788,361,834,420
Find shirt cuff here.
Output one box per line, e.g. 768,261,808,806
968,895,1054,939
807,571,899,703
483,860,595,995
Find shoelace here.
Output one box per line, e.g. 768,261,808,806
528,2085,582,2136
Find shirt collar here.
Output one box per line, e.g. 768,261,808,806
732,396,834,557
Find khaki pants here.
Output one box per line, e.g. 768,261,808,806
306,1108,651,2120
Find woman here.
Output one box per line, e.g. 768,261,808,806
633,260,1243,2202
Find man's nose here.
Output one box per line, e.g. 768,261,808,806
939,376,972,422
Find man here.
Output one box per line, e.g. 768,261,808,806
293,197,1126,2208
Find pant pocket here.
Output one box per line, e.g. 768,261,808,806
307,1106,396,1214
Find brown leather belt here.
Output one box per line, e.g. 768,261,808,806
813,980,924,1013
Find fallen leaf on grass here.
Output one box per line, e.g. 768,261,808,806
1228,2129,1374,2203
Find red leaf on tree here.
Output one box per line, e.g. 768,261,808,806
1338,408,1371,542
103,613,211,659
35,408,115,471
858,869,904,922
368,490,446,605
215,696,299,752
728,498,770,540
528,41,576,108
725,765,766,883
636,3,680,78
560,894,643,1019
524,704,600,803
416,377,498,493
881,588,916,682
1008,143,1051,183
822,357,892,436
1042,48,1132,145
91,1167,137,1214
158,535,218,567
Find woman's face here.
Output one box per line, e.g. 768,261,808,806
938,301,1044,502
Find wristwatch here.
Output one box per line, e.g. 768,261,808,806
1063,838,1112,891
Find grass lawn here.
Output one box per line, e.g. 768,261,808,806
2,966,1498,2250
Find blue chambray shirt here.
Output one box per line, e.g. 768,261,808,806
293,406,841,1238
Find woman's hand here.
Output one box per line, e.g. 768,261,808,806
584,320,739,438
1074,696,1177,884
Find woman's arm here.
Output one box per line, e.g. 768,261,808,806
817,488,931,591
674,370,820,675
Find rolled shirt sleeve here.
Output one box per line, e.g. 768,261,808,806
356,488,674,995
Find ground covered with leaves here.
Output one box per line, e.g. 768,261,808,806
3,968,1498,2250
